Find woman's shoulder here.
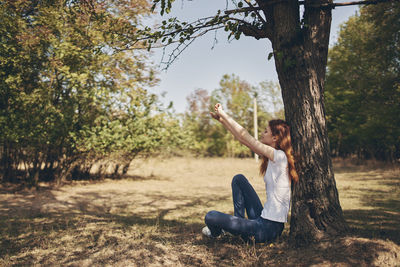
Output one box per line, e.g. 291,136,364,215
273,149,287,162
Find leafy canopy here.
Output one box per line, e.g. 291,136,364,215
325,1,400,160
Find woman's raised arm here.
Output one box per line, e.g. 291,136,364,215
211,103,275,161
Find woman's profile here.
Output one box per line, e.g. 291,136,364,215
203,103,299,243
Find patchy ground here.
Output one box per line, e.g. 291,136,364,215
0,157,399,266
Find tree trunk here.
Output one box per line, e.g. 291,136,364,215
1,141,14,182
264,0,348,246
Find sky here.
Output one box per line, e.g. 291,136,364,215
147,1,359,114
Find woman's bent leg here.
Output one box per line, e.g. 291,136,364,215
205,210,259,240
204,211,284,243
231,174,263,219
260,218,285,242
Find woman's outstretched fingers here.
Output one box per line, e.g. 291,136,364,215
215,103,222,113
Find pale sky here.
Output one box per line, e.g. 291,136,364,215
148,1,359,113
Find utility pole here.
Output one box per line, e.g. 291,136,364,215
253,95,258,162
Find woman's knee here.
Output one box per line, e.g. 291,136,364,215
205,210,220,225
232,174,247,187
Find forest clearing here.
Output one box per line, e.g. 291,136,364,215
1,157,399,266
1,0,399,266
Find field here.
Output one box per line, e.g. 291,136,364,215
1,157,399,266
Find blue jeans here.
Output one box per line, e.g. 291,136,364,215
205,174,284,243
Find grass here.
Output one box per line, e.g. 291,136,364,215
0,157,399,266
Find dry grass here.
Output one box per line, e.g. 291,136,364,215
0,157,399,266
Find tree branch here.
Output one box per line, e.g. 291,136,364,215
225,6,259,15
238,23,270,40
225,0,396,14
306,0,395,8
244,0,266,24
160,25,225,69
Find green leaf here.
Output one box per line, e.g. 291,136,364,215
235,32,241,40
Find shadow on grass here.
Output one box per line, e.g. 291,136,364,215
334,164,400,245
1,176,399,266
123,174,171,182
344,209,400,244
0,187,231,265
343,186,399,244
343,170,399,245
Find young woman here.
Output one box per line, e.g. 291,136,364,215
203,103,299,243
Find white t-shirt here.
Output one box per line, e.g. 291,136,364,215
260,149,291,223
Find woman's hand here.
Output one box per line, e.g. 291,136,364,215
214,103,223,115
210,103,224,122
210,112,221,121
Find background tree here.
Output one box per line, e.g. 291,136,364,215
213,74,256,157
139,0,396,245
325,3,400,161
183,88,219,155
211,74,283,157
182,74,283,157
0,0,177,184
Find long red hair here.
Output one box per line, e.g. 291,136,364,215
259,119,299,183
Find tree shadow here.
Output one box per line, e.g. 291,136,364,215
0,187,230,265
122,174,171,182
1,174,399,266
334,165,400,244
343,209,399,244
346,172,399,244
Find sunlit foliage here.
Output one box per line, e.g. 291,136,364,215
326,2,400,161
0,0,172,183
182,74,284,157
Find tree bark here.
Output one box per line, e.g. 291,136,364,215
260,0,348,246
1,141,15,183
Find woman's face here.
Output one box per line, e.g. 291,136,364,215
260,126,275,146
